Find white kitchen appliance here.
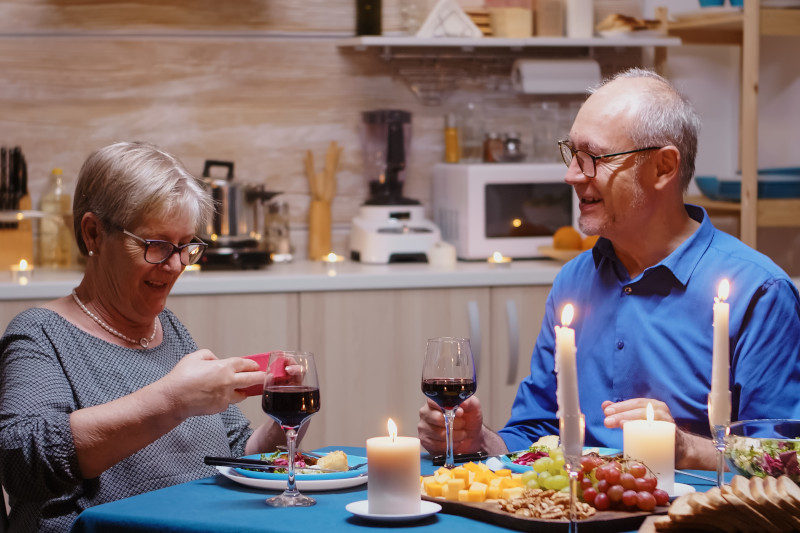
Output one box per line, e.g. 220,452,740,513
432,162,580,260
350,109,441,264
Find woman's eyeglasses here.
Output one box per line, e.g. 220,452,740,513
122,229,207,265
558,140,663,178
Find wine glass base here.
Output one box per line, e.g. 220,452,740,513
265,493,316,507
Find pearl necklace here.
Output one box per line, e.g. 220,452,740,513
71,289,157,348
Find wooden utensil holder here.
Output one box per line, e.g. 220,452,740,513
307,200,331,261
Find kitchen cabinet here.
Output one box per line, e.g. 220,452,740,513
297,287,491,449
486,286,550,431
658,5,800,248
166,292,300,427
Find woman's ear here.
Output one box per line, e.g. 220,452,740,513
653,146,681,191
81,212,103,253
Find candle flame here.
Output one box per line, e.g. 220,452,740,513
19,259,28,270
387,418,397,442
326,252,338,262
717,279,730,302
560,304,574,327
492,251,503,262
646,402,654,422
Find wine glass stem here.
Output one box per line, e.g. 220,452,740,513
285,427,299,496
444,409,456,469
716,447,725,488
567,464,579,533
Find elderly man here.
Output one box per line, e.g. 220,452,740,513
418,68,800,470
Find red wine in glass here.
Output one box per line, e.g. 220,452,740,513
421,378,476,410
262,385,320,428
261,351,320,507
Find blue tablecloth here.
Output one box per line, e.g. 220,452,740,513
70,446,726,533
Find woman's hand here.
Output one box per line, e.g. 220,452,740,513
162,349,265,419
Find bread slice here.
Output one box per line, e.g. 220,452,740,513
653,513,725,532
674,491,741,532
720,483,783,532
774,475,800,513
748,476,800,530
729,475,795,532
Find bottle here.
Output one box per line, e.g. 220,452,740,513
459,102,484,163
38,168,73,269
444,113,460,163
356,0,382,35
483,132,503,163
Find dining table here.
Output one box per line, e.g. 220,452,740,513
69,446,729,533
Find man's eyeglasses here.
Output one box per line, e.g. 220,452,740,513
122,229,207,266
558,141,663,178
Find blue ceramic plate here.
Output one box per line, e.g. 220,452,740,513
233,452,368,480
501,447,622,473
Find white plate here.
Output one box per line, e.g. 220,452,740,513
345,500,442,522
671,482,695,499
216,466,368,491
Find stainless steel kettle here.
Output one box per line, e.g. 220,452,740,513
200,160,280,246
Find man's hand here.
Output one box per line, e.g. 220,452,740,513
601,398,675,428
418,396,486,455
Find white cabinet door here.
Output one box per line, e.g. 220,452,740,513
167,292,300,427
298,287,490,450
486,285,550,433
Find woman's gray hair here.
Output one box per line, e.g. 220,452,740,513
72,141,213,255
592,68,701,191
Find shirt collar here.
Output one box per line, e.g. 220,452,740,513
591,204,713,288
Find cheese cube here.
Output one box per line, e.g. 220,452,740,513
458,489,470,502
423,479,443,498
487,484,502,500
502,486,525,500
444,478,466,500
494,468,512,477
467,482,488,502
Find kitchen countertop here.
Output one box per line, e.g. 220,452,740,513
1,258,566,301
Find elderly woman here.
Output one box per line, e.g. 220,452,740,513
0,142,286,532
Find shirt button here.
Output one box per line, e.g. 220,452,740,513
624,286,633,295
617,341,624,350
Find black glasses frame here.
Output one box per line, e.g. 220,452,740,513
122,229,208,265
558,140,663,178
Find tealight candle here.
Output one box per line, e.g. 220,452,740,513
10,259,34,285
555,303,582,457
366,419,421,515
487,251,512,267
709,279,731,427
181,264,201,276
321,252,345,276
623,403,675,495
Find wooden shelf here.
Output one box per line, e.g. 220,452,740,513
687,196,800,228
663,8,800,44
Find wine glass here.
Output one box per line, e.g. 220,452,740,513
261,350,320,507
421,336,476,469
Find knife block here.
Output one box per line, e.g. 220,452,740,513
0,195,34,270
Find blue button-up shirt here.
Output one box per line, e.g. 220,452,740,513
499,205,800,451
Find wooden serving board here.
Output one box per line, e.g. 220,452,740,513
423,496,668,532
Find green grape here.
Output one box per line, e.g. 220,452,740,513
525,478,540,490
521,470,538,484
560,486,570,493
550,456,566,475
533,456,553,473
547,474,569,491
537,471,552,484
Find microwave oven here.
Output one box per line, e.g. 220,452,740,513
432,163,579,260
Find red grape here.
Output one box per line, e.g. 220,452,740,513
653,488,670,506
595,465,607,481
628,462,647,478
605,466,621,484
636,476,658,493
636,491,657,511
594,492,610,511
583,487,598,504
580,477,593,490
620,472,637,490
622,489,638,507
607,484,624,502
596,479,610,493
580,455,595,474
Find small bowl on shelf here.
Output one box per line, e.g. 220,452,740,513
724,419,800,484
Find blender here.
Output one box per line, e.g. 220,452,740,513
349,109,441,264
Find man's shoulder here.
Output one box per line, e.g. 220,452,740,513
707,228,792,281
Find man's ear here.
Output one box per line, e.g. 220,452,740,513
653,146,680,191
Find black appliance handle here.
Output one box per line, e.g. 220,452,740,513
202,160,235,180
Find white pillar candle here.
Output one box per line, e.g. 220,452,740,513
623,403,676,495
709,279,731,427
555,303,582,457
366,419,421,515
